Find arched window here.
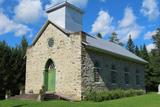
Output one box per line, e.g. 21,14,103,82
111,64,117,84
124,67,130,85
136,70,140,85
93,61,101,82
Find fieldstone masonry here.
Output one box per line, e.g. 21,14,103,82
81,46,145,95
25,23,82,100
25,22,145,101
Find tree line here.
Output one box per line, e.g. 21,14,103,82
97,28,160,92
0,36,28,99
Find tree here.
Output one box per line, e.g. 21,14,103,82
139,44,149,61
0,41,12,98
145,28,160,91
96,33,102,39
139,44,150,91
109,32,123,46
126,35,135,53
152,28,160,54
0,37,28,99
135,46,140,56
148,53,160,91
21,36,28,51
19,36,28,89
142,44,149,61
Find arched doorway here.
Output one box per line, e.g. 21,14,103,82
44,59,56,92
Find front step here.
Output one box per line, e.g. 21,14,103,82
9,94,39,100
9,93,78,101
54,93,78,101
44,93,78,101
44,93,60,100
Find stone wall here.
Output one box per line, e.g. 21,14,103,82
25,22,145,101
81,46,145,95
25,23,82,100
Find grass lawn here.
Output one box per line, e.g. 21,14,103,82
0,93,159,107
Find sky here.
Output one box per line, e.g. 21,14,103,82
0,0,160,52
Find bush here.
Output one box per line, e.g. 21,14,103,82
84,89,145,102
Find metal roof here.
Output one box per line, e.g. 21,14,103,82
29,20,147,64
84,35,148,64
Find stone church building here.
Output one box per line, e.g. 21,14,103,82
25,2,147,101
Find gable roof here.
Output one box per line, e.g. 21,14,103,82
30,21,147,64
82,34,148,64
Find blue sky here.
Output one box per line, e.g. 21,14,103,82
0,0,159,51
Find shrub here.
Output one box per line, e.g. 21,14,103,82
84,89,96,101
84,89,145,102
39,86,46,95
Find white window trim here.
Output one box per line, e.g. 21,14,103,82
93,67,102,69
95,81,102,84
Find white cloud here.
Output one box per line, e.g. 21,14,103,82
91,10,114,36
118,7,136,28
117,7,143,42
90,7,142,41
14,0,44,24
147,43,155,52
0,11,31,36
46,0,88,9
141,0,160,20
144,30,156,40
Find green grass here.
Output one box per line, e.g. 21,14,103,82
0,93,159,107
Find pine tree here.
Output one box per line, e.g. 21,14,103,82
21,36,28,52
145,28,160,91
109,32,123,46
142,44,149,61
96,33,102,39
135,46,140,56
0,37,28,98
0,41,12,97
20,36,28,85
126,35,135,53
153,28,160,54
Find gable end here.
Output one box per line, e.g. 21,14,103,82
29,20,70,48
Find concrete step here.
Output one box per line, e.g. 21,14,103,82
9,94,39,100
54,93,77,101
9,93,78,101
44,93,60,100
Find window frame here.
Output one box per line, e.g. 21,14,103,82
93,61,101,83
124,67,130,85
111,64,117,84
136,70,140,85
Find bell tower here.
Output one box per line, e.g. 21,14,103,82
46,1,83,32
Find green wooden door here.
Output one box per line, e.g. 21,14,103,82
47,69,55,92
44,71,48,90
